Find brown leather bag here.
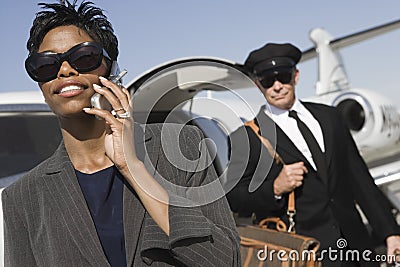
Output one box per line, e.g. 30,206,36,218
237,120,321,267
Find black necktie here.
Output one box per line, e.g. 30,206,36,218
288,110,328,179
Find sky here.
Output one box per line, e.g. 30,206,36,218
1,1,400,103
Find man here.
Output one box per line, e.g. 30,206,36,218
226,43,400,266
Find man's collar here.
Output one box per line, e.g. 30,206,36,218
290,99,302,113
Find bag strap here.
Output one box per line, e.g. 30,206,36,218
244,119,296,233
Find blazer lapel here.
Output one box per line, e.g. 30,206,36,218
45,143,110,266
43,123,155,266
124,123,153,266
123,186,145,266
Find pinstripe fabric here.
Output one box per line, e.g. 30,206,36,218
2,123,240,266
0,188,5,267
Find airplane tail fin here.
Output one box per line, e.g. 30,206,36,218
300,18,400,96
309,28,350,95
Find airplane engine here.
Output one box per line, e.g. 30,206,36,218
332,89,400,159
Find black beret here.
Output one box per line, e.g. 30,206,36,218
244,43,302,76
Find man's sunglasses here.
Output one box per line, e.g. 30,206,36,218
257,67,295,88
25,42,111,82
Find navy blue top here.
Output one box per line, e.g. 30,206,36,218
75,166,127,267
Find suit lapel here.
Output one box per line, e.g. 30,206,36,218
303,104,334,164
45,144,109,266
256,110,310,165
303,103,335,186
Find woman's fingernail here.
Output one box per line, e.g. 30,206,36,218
93,84,102,90
83,108,91,111
99,76,107,81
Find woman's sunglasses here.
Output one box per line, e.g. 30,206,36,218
258,67,295,88
25,42,111,82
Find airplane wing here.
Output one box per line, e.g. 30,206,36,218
370,158,400,211
300,18,400,62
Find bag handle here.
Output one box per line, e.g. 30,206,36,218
244,119,296,233
258,217,287,232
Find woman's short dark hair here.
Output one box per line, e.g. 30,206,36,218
27,0,118,61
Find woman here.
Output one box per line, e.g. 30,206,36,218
2,1,240,266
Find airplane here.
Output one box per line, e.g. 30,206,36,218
1,18,400,211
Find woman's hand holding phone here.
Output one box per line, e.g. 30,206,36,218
84,70,135,171
90,69,128,111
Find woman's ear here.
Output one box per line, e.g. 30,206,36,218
108,61,120,79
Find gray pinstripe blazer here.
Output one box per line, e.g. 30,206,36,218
2,123,240,266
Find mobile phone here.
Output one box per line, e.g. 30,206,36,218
90,69,128,111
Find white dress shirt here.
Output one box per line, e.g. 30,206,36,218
264,99,325,171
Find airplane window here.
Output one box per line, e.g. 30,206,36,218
0,114,61,186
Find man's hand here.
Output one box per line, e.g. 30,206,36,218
273,162,308,196
386,235,400,264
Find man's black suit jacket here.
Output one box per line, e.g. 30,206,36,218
226,102,400,252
